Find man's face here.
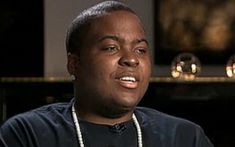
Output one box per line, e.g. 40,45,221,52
75,11,151,116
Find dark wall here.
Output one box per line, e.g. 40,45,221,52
0,0,44,77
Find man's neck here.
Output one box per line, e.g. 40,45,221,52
74,102,134,125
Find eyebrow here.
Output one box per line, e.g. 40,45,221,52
98,35,119,42
136,38,149,46
97,35,149,45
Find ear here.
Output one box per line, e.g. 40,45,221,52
67,52,79,76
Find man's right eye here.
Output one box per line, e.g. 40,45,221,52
102,46,118,52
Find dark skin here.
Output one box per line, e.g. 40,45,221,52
67,10,151,125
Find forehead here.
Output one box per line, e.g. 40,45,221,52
88,10,146,38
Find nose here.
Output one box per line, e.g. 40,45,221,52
118,51,139,67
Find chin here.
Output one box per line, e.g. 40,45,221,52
118,94,142,108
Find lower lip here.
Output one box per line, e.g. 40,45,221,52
118,80,138,89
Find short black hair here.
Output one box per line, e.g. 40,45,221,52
65,1,136,54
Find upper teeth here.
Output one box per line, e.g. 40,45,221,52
120,77,136,82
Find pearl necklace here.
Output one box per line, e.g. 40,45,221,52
72,104,143,147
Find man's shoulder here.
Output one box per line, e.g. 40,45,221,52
0,101,76,147
135,107,202,134
135,107,194,122
1,101,72,128
135,107,214,146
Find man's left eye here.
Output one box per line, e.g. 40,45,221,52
135,48,147,54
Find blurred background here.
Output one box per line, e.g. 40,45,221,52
1,0,235,146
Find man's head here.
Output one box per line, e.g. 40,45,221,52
66,1,152,119
66,1,136,55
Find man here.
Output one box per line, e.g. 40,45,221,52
0,1,214,147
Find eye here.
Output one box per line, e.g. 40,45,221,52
135,47,148,54
102,45,119,53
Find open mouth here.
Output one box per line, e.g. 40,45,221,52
118,76,138,89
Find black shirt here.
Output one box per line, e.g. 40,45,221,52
0,99,214,147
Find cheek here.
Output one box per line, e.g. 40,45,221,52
89,57,117,80
141,58,152,77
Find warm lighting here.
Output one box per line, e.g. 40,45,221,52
159,0,235,51
171,53,201,80
226,55,235,78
